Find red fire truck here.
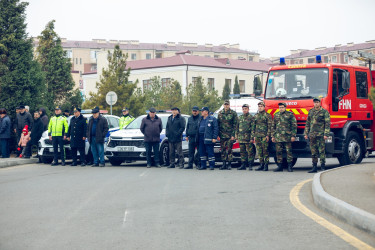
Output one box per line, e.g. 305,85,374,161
264,54,375,166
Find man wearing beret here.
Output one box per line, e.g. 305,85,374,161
271,103,297,172
67,107,87,166
217,100,238,170
166,107,186,168
48,106,69,166
304,98,331,173
87,107,109,167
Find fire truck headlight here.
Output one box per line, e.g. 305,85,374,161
325,136,333,143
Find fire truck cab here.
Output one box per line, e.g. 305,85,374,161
264,55,374,166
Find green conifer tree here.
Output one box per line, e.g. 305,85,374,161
233,75,240,94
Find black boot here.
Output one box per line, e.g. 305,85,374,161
321,163,326,171
255,163,264,171
227,162,232,170
238,162,247,170
220,161,227,170
273,162,283,172
308,163,318,173
287,162,293,172
263,163,268,171
248,161,254,171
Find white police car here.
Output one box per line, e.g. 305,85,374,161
105,112,189,166
38,110,120,164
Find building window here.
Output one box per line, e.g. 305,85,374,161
331,56,337,63
344,55,349,63
308,58,315,64
156,52,162,58
143,79,152,91
355,71,368,98
214,55,219,59
192,77,198,85
208,78,215,90
162,78,171,88
131,54,137,60
239,80,245,93
75,58,78,64
324,56,329,63
146,53,151,60
91,64,97,71
80,58,82,65
205,55,211,58
248,57,253,62
225,79,232,91
65,50,72,58
299,59,303,64
90,51,97,59
238,56,245,60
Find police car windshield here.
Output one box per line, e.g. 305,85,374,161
265,68,329,99
125,115,170,129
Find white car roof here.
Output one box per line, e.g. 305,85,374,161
214,97,262,114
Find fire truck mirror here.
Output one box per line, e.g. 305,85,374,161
342,71,350,90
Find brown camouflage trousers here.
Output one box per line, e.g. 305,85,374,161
239,143,255,163
309,136,326,164
255,137,269,164
220,139,234,162
275,142,293,163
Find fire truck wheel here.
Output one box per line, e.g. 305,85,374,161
340,131,364,165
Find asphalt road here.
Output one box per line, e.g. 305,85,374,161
0,158,374,250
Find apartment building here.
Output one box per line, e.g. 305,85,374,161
284,40,375,68
82,53,269,100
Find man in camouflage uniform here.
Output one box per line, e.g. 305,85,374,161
253,102,272,171
235,104,255,170
218,100,238,170
271,102,297,172
304,98,331,173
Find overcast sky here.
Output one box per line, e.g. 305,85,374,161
26,0,375,58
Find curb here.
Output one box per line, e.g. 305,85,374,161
0,158,39,168
312,165,375,237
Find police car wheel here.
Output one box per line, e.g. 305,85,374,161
159,143,169,166
41,156,53,164
109,158,123,166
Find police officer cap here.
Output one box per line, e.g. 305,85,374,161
64,109,70,113
73,107,81,112
19,105,25,109
122,107,129,111
200,107,209,112
149,107,157,113
313,97,321,102
258,102,265,107
91,106,100,114
224,100,230,105
278,102,287,107
242,104,249,108
16,106,20,110
192,106,199,111
55,106,61,110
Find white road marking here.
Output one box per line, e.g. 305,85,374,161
139,171,147,177
122,210,128,227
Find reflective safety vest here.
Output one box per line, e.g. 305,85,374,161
119,115,135,129
48,115,68,136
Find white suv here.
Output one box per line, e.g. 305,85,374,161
105,112,189,166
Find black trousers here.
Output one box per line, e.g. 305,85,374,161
188,137,199,167
169,141,183,166
52,136,65,163
24,140,37,157
71,147,85,163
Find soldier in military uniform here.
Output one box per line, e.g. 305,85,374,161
304,98,331,173
271,103,297,172
217,100,238,170
235,104,255,170
253,102,272,171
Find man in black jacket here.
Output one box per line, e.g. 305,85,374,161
67,107,87,166
39,107,49,131
24,111,44,158
140,108,163,168
185,106,200,169
166,107,186,168
86,107,108,167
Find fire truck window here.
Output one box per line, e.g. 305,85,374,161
332,69,349,111
355,71,368,98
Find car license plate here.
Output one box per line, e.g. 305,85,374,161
118,146,134,152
